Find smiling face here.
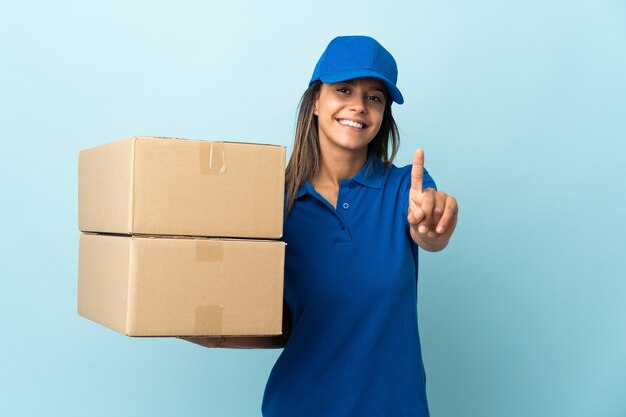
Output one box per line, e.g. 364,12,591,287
313,78,387,158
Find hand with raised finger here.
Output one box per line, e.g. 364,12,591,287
407,148,459,252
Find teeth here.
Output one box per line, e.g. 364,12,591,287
338,119,364,129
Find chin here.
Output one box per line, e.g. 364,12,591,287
338,142,370,153
320,133,374,154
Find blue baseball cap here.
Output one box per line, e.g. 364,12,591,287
309,35,404,105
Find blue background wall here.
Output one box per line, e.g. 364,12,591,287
1,1,625,416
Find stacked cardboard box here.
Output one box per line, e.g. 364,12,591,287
77,136,286,337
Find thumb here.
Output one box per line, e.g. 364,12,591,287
408,205,425,227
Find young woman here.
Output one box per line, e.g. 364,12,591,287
185,36,458,417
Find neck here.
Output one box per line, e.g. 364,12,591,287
312,148,368,188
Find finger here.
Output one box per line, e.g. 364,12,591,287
431,191,446,228
418,188,435,233
408,206,425,227
409,188,421,210
436,196,458,234
410,149,424,197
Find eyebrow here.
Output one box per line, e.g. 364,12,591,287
342,80,386,93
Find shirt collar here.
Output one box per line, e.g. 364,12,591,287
296,181,313,199
295,155,385,199
351,155,385,189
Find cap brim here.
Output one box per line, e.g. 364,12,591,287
319,68,404,104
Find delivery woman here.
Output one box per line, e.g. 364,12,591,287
185,35,458,417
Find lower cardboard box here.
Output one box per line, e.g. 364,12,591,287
78,233,285,337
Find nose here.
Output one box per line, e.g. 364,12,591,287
349,94,367,113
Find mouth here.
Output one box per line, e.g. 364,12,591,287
336,118,367,129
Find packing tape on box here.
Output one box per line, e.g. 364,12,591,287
195,240,224,262
200,141,227,175
194,305,223,334
194,240,224,334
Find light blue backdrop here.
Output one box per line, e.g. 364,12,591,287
1,1,624,416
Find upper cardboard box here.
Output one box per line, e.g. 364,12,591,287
78,136,286,239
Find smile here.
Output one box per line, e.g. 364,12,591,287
337,118,366,129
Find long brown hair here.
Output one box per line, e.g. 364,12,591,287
284,80,400,215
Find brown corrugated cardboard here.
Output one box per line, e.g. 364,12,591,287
78,233,285,337
78,136,286,238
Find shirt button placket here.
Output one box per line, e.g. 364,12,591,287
337,181,354,239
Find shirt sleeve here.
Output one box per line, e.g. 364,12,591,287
401,166,437,232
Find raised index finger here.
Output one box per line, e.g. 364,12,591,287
411,148,425,194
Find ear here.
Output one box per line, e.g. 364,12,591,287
313,91,320,116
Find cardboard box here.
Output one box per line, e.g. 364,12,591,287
77,233,285,337
78,136,286,238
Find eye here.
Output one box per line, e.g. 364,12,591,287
368,95,384,103
336,87,350,94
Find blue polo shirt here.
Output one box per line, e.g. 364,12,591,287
262,156,436,417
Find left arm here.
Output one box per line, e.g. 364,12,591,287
407,149,459,252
